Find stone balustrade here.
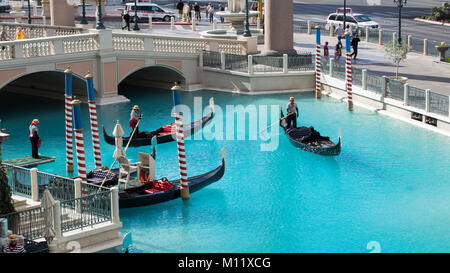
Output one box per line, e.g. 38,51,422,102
0,22,85,39
0,33,99,60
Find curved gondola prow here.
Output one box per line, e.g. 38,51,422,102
102,125,115,146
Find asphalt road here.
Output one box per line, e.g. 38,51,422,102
292,0,450,42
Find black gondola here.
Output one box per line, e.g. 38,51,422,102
280,110,341,156
102,98,215,147
119,155,226,208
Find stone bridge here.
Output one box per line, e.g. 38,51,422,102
0,24,251,105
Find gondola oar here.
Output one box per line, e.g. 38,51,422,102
259,112,294,134
99,115,143,189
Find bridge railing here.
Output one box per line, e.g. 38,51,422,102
0,22,85,39
0,33,100,60
111,32,249,55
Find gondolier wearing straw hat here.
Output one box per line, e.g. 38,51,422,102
129,105,142,136
29,119,40,159
286,97,299,129
3,234,26,253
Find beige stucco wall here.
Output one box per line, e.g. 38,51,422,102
0,68,26,90
117,58,146,84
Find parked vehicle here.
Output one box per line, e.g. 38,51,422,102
123,3,175,22
325,8,379,31
0,0,10,12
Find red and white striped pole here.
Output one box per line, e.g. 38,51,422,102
85,73,102,169
72,99,87,182
345,32,354,111
64,68,74,173
172,82,189,200
315,25,322,99
175,112,190,200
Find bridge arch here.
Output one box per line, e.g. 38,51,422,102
118,64,186,92
0,69,97,100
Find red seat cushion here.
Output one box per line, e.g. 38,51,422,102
152,180,174,191
157,125,176,136
143,188,160,194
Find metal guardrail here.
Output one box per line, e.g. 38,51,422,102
352,67,363,87
1,206,46,241
387,79,405,101
429,92,449,116
2,163,32,198
59,191,112,233
38,171,75,201
253,55,284,73
331,60,345,80
225,53,248,72
366,71,384,95
407,86,426,110
288,54,315,71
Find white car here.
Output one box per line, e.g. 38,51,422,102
123,3,175,22
325,8,379,31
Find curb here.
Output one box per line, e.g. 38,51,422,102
414,18,450,27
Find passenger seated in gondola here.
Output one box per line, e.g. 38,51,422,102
301,126,330,144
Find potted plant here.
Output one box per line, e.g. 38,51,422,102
384,40,410,83
436,42,449,62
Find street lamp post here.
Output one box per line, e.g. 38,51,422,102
343,0,346,30
95,0,105,29
27,0,31,24
394,0,407,45
80,0,88,24
243,0,251,37
133,0,140,31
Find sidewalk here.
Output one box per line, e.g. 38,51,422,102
293,33,450,96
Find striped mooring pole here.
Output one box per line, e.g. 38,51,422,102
345,32,354,111
172,83,190,200
64,68,74,173
71,99,87,182
85,72,102,169
315,25,322,99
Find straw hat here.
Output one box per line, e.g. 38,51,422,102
289,97,295,101
133,105,139,110
8,234,18,242
32,119,39,124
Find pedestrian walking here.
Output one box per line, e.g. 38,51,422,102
324,41,329,58
194,2,201,21
219,4,225,23
177,0,184,21
334,24,344,47
208,4,215,23
334,43,342,61
206,3,211,21
350,34,361,60
122,11,131,31
251,2,258,24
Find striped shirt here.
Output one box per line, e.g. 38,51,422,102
130,110,140,121
3,244,26,253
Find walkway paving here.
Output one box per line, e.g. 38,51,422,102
293,33,450,96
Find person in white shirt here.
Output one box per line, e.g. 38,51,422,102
286,97,299,129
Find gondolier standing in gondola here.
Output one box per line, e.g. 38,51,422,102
29,119,40,159
129,105,142,136
286,97,299,129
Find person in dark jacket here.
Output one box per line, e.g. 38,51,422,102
194,2,201,21
350,34,361,60
29,119,40,159
122,11,131,31
301,126,330,144
177,0,184,20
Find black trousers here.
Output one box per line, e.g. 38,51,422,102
30,137,39,158
286,113,297,129
122,22,130,31
350,46,358,59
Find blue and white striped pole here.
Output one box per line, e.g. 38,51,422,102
315,25,322,99
64,68,74,173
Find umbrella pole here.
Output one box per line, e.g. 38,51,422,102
99,117,143,189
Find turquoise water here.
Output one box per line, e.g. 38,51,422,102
1,88,450,253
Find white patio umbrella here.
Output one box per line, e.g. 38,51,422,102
41,189,55,245
112,121,126,160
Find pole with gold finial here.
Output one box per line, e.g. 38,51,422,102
172,82,189,200
64,67,74,173
85,72,102,169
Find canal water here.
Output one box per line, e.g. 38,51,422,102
1,88,449,253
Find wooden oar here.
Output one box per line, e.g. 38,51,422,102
259,112,294,134
98,115,143,189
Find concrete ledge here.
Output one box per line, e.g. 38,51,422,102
97,95,130,106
